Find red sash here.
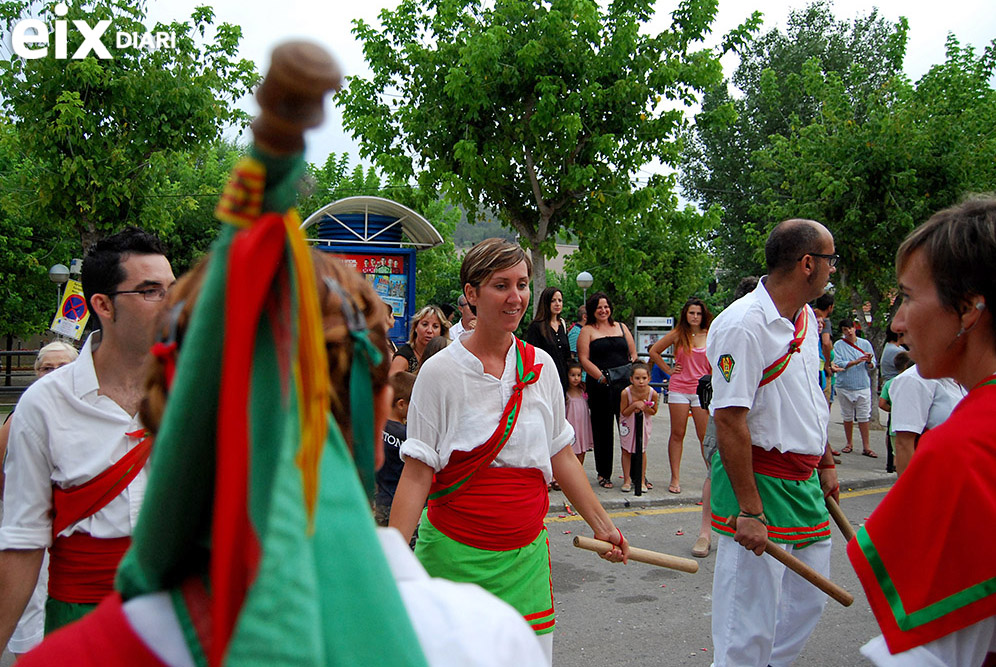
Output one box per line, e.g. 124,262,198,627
51,430,153,538
843,338,867,354
426,337,545,549
48,533,132,604
428,467,548,550
759,308,808,387
751,446,821,481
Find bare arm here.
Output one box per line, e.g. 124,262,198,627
577,328,603,383
389,354,412,376
552,447,628,562
648,330,679,375
388,458,434,544
714,406,767,555
878,397,891,412
894,432,917,476
621,324,637,362
0,548,44,649
0,418,10,496
820,332,833,376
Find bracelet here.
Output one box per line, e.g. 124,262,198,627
738,510,768,526
609,527,624,547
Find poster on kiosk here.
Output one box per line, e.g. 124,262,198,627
299,196,444,346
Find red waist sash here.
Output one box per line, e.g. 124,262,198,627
428,467,548,551
51,430,152,538
48,533,131,604
751,446,821,481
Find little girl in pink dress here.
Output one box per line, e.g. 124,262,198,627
565,362,593,464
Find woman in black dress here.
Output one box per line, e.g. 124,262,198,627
525,287,572,393
577,292,636,488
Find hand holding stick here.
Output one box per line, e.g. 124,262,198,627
727,517,853,607
826,496,856,543
573,536,698,574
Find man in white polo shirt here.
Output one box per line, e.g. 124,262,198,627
706,219,840,667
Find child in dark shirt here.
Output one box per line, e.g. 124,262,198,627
374,371,415,526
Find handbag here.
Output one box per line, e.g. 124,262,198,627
604,363,633,387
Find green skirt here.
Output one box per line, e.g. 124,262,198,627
710,451,831,547
415,510,555,634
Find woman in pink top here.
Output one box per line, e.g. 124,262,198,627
648,298,713,495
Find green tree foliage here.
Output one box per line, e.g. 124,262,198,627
681,1,908,290
0,121,74,339
0,0,257,251
339,0,759,299
751,35,996,359
562,203,719,327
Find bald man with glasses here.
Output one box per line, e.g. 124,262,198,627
449,294,478,341
0,228,175,647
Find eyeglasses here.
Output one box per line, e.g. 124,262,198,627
108,286,168,302
798,253,840,268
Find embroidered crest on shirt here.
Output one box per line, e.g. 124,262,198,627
718,354,735,382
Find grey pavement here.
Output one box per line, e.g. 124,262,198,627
551,399,895,514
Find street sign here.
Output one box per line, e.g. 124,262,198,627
51,279,90,339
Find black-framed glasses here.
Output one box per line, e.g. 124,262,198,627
108,287,168,302
798,252,839,268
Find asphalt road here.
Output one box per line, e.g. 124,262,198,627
549,486,891,666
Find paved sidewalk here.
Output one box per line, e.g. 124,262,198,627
551,400,894,513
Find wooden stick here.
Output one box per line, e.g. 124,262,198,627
826,496,857,543
727,517,853,607
572,536,698,574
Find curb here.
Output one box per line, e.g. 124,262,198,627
547,474,894,516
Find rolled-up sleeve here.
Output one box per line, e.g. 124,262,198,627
0,411,55,549
401,379,443,471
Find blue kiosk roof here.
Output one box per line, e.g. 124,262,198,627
300,196,443,249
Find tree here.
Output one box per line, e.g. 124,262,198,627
749,35,996,383
680,1,908,290
339,0,759,300
562,203,719,326
0,0,257,251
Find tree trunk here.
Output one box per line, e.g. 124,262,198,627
530,245,547,317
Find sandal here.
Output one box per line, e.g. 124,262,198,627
644,480,653,490
620,484,632,493
862,449,878,458
598,477,614,489
668,484,681,494
841,446,853,454
692,535,711,558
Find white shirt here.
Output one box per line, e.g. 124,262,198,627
860,617,996,667
378,528,547,666
449,319,466,341
0,333,148,549
401,336,574,482
706,278,829,456
890,365,965,435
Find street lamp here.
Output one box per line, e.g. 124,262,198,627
49,263,70,311
576,270,593,304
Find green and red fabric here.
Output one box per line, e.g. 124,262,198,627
759,308,809,387
114,147,426,666
416,510,556,635
426,337,549,550
710,451,831,547
847,376,996,655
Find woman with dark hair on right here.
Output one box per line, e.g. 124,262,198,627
648,297,713,495
525,287,572,392
577,292,637,488
847,196,996,666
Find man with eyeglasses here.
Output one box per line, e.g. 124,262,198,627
0,227,174,646
448,294,477,341
706,219,840,666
